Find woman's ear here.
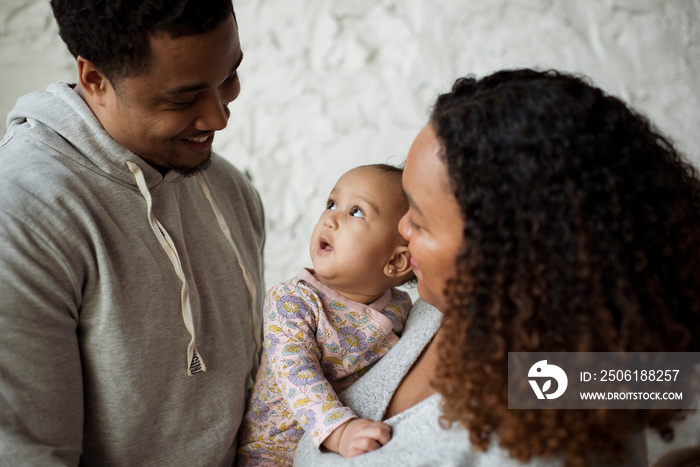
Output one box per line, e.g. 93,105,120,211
384,245,412,279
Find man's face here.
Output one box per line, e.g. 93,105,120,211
95,15,242,174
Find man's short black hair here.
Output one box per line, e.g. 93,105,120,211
50,0,235,84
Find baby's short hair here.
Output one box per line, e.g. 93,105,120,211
370,163,403,176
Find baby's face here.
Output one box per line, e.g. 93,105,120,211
310,166,406,298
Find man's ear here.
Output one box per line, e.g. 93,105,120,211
384,245,412,279
76,56,110,103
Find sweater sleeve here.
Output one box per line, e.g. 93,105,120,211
0,209,84,465
263,283,357,447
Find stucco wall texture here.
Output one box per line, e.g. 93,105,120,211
1,0,699,290
1,0,699,461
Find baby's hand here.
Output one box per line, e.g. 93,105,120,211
322,418,392,458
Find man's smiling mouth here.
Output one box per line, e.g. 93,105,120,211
184,134,211,143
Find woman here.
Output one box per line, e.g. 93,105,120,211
294,69,700,466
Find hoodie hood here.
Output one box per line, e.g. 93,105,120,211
1,82,265,465
5,83,261,379
6,82,175,189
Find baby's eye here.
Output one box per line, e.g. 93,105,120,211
350,207,365,218
326,200,336,210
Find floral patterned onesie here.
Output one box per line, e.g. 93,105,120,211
237,268,412,466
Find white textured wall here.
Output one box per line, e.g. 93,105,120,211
1,0,699,459
2,0,698,290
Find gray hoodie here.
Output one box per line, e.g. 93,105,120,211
0,83,265,466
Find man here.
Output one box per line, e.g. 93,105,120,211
0,1,264,465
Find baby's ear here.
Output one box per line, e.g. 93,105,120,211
384,245,412,279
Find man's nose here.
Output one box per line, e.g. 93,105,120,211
194,95,230,132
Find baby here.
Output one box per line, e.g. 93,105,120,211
237,164,414,466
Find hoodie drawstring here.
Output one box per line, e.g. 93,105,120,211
194,173,260,388
127,161,260,385
127,161,204,375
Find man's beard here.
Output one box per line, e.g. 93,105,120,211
173,152,214,177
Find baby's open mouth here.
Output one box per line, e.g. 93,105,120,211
319,239,333,251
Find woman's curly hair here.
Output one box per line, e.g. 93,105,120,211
430,69,700,466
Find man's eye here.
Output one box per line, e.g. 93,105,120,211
171,97,197,107
326,200,336,210
350,207,365,218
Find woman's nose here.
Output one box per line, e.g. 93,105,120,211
398,212,411,241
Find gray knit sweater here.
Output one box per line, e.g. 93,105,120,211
293,300,648,466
